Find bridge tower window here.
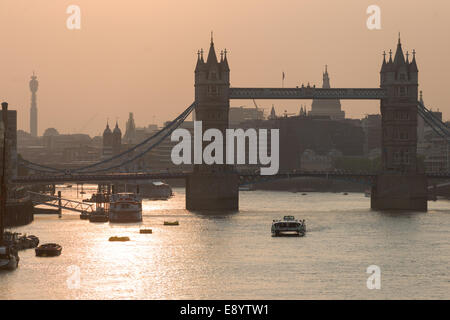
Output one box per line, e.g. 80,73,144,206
208,85,218,96
399,86,407,97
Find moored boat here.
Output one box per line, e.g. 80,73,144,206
80,212,90,220
271,216,306,237
35,243,62,257
0,246,19,270
109,193,142,223
89,207,109,223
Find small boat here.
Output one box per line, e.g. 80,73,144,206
89,208,109,223
0,246,19,270
109,236,130,242
343,192,348,195
164,221,179,226
271,216,306,237
16,234,39,249
80,212,90,220
89,214,109,223
35,243,62,257
139,228,153,234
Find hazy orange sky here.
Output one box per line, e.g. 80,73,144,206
0,0,449,136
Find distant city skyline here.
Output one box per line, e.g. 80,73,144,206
0,0,449,136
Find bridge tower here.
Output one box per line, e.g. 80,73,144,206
186,36,239,211
371,36,428,211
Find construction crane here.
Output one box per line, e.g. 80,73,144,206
78,114,98,133
252,99,259,109
283,110,296,118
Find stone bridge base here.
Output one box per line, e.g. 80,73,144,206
371,173,428,211
186,173,239,211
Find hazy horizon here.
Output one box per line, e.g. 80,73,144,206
1,0,449,136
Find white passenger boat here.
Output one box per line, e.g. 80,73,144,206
109,193,142,223
271,216,306,237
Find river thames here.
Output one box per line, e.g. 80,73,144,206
1,186,449,299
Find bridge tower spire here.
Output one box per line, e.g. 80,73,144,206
372,37,427,211
187,35,239,211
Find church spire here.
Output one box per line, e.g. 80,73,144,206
322,65,330,88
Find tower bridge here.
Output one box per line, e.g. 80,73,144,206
15,35,449,212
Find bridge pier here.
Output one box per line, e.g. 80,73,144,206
186,173,239,211
371,174,428,211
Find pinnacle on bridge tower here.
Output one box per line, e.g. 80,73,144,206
372,36,427,211
187,35,238,211
29,72,39,137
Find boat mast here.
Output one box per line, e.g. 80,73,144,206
0,102,8,246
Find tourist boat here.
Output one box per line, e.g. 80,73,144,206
35,243,62,257
109,193,142,223
271,216,306,237
0,246,19,270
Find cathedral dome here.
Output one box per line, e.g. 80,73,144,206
43,127,59,137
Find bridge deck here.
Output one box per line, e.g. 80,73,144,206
13,171,450,185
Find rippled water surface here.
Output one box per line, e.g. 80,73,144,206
1,186,449,299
